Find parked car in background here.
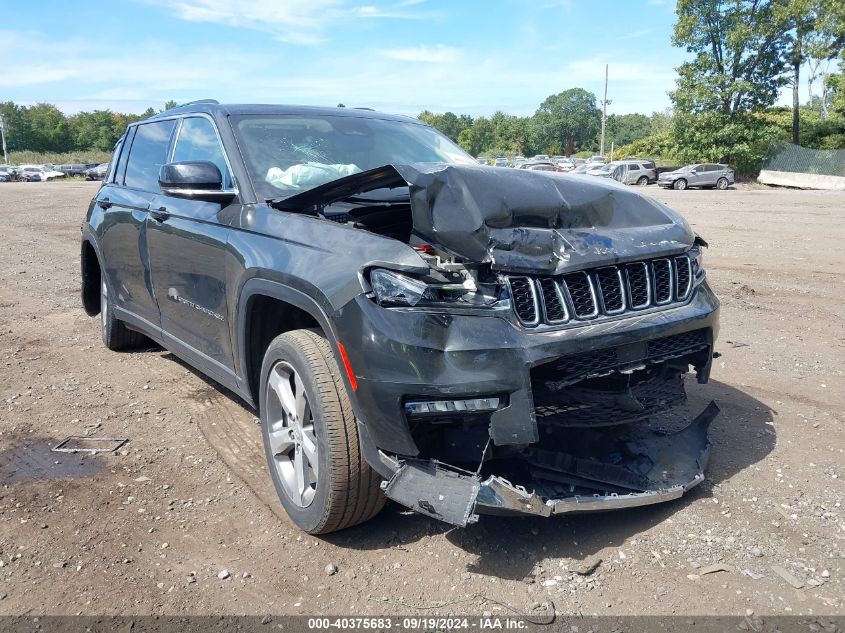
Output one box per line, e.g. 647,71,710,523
18,165,66,182
494,157,509,167
658,163,734,190
57,163,94,177
555,158,575,173
0,165,17,181
526,162,556,171
477,156,490,165
84,163,109,181
587,155,607,164
532,154,550,162
597,160,657,185
18,166,44,181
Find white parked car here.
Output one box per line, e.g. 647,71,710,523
18,165,66,182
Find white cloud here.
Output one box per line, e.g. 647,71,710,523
378,44,461,64
142,0,433,44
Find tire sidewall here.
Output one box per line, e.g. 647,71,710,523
637,176,648,186
717,178,728,190
259,335,332,532
674,179,687,190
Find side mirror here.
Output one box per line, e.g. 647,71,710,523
159,161,235,201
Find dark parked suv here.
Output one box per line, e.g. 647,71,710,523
81,101,721,534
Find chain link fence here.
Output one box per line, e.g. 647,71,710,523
762,141,845,177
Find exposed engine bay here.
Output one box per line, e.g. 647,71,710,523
271,162,720,526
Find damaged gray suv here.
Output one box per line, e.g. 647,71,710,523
81,102,720,534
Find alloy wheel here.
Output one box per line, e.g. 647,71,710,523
265,361,319,507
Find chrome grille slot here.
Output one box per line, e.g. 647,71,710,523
504,254,697,328
507,276,539,325
651,259,673,304
674,255,692,299
625,262,650,308
538,278,568,323
595,267,625,314
563,272,598,319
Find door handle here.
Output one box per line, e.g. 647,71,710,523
97,197,112,209
150,207,170,222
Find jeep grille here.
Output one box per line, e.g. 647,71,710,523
506,255,695,327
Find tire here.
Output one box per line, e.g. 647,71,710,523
716,177,729,190
100,275,146,350
673,178,688,190
260,329,384,534
636,176,649,186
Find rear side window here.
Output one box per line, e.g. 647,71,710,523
106,138,124,183
124,120,177,192
171,117,232,189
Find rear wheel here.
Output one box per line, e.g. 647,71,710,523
260,329,384,534
100,276,146,350
636,176,649,186
673,178,688,190
716,177,729,190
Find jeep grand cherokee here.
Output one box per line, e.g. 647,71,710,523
81,101,720,534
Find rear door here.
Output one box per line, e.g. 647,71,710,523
95,119,177,330
146,115,238,374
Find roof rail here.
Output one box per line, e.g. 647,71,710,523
180,99,219,106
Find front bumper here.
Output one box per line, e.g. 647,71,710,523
335,281,720,456
377,400,718,525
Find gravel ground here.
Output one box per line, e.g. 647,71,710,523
0,180,842,618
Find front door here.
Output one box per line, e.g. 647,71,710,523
146,116,238,373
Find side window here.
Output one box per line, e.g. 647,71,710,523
106,137,124,183
113,127,135,184
124,120,177,192
171,117,233,189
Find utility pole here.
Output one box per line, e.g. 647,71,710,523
599,64,609,157
0,113,8,166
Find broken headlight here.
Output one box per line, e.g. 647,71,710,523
369,269,502,309
689,245,705,283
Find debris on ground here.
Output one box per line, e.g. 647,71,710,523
771,565,804,589
699,564,731,576
571,557,602,576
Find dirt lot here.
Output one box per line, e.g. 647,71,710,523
0,180,842,618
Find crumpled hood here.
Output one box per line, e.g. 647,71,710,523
275,162,695,275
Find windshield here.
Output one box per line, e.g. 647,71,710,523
232,114,475,199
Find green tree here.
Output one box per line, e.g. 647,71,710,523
533,88,600,156
26,103,74,152
605,113,652,147
163,100,179,111
672,0,791,116
0,101,33,151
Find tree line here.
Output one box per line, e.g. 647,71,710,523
0,100,178,155
423,0,845,174
3,0,844,175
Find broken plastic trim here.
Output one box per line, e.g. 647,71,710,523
380,401,719,527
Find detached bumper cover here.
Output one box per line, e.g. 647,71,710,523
381,401,718,526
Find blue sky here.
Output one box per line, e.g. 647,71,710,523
0,0,786,117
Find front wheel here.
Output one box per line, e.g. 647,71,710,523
716,177,729,190
673,178,688,190
260,329,384,534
